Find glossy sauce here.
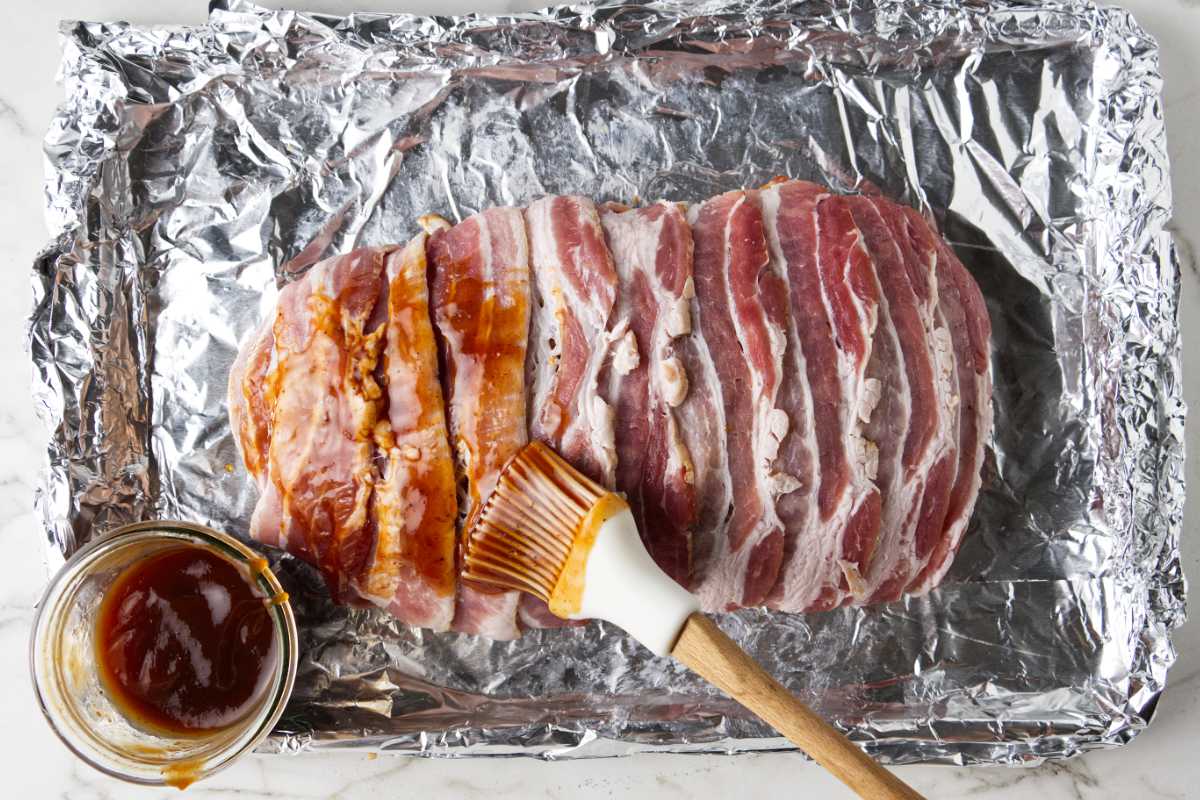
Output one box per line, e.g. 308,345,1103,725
95,546,277,735
265,260,385,603
376,238,458,598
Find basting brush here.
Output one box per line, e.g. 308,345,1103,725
463,441,924,800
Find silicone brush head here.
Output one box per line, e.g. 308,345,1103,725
466,442,699,653
462,441,614,607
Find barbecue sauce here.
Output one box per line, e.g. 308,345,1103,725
95,546,277,735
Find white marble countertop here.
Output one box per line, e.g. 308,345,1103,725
2,1,1196,797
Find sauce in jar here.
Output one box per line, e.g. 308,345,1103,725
94,546,278,735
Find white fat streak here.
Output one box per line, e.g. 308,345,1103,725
461,589,522,641
852,372,882,487
839,559,867,599
666,294,692,337
591,394,618,477
921,243,939,318
612,328,640,375
525,200,568,438
932,325,958,415
669,277,696,337
577,347,618,489
859,377,882,424
766,471,803,496
315,256,339,297
756,184,826,611
762,408,790,464
418,214,451,234
266,324,280,384
592,318,630,482
662,408,693,489
658,355,688,407
858,438,879,482
525,293,560,435
920,320,960,497
600,316,631,406
606,316,631,343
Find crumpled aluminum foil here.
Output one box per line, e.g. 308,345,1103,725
28,0,1185,765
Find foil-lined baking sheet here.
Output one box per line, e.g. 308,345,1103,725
28,0,1185,764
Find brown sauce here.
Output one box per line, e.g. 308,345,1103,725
162,758,204,790
95,546,277,736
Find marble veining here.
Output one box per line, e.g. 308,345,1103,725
1,1,1196,797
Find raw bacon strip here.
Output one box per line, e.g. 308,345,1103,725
520,196,618,629
797,189,885,608
877,197,959,487
840,196,950,604
673,260,731,598
756,181,827,612
354,234,458,631
688,191,786,610
600,201,697,587
872,198,960,590
813,195,885,608
906,211,992,594
254,248,388,603
766,184,882,611
525,195,619,483
429,207,531,640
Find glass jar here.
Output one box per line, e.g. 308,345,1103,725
30,521,297,788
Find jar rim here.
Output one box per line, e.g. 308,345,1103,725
29,520,298,787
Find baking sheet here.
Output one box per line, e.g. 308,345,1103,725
28,0,1185,764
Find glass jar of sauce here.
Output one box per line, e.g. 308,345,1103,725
30,521,297,788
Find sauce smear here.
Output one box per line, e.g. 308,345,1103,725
95,546,277,735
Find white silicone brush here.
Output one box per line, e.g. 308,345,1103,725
462,441,924,800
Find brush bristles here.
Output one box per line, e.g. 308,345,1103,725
463,441,607,600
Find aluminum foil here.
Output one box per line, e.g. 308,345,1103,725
28,0,1185,765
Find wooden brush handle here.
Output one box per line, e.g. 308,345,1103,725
671,613,925,800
